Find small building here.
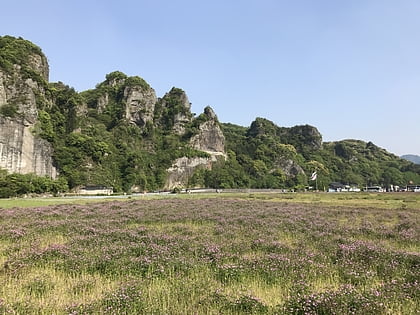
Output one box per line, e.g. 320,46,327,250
365,186,384,192
328,182,360,192
78,185,113,195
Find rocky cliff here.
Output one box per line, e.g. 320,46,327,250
86,71,158,127
0,117,56,177
155,87,193,134
124,85,157,127
82,74,226,190
190,106,225,155
0,36,57,177
73,69,227,190
165,156,213,189
164,106,226,189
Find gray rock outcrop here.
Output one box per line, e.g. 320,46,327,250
123,85,157,127
165,156,213,189
0,60,57,177
273,158,304,177
190,106,225,154
158,88,192,134
165,106,226,189
0,117,57,177
92,73,158,127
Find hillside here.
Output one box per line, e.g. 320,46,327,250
218,121,420,190
1,36,419,196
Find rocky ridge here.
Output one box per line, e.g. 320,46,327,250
0,37,57,177
3,36,415,193
0,37,227,189
165,106,226,189
82,72,226,189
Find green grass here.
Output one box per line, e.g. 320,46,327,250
239,191,420,209
1,191,419,209
0,197,102,208
0,194,418,314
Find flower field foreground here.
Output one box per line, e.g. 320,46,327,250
0,197,419,314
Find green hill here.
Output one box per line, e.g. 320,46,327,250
0,36,419,197
218,121,420,190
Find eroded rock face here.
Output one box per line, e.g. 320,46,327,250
0,44,56,177
96,93,109,114
165,156,212,189
273,158,304,177
27,53,49,81
165,106,226,189
158,88,192,134
0,117,57,177
190,120,225,154
124,85,157,127
171,91,191,135
92,75,158,127
190,106,225,154
0,66,44,125
0,73,7,106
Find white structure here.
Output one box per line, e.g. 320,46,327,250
365,186,384,192
328,182,361,192
407,185,420,192
78,186,113,195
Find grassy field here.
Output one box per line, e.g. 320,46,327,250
2,191,419,209
0,193,419,314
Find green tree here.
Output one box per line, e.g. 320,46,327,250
382,167,404,188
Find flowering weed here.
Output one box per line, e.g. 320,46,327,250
0,195,418,313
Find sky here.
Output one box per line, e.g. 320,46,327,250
1,0,420,156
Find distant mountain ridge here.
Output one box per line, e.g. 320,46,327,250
401,154,420,165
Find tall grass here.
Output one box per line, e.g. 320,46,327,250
0,196,418,314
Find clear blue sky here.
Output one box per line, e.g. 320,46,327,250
2,0,420,156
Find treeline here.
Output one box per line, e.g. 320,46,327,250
0,170,68,198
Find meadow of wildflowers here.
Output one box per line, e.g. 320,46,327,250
0,194,418,314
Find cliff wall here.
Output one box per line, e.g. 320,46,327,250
0,117,56,177
165,106,226,189
0,37,57,177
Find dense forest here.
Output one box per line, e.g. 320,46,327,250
1,36,419,197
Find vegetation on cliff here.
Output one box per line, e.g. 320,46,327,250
0,36,43,74
0,35,48,87
0,36,419,196
219,121,420,190
50,80,208,192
